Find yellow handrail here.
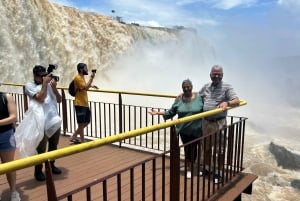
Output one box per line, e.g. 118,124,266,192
1,82,176,98
0,100,246,174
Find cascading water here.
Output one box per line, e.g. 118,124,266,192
1,1,299,200
0,0,182,86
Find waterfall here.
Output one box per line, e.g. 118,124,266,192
0,0,202,87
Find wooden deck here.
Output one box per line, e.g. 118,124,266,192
0,135,256,201
0,135,159,200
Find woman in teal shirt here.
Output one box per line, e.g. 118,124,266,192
149,79,203,178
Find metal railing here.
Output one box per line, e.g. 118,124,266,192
3,83,175,152
55,116,247,201
0,83,250,201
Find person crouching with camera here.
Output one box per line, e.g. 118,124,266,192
24,65,63,181
70,63,98,144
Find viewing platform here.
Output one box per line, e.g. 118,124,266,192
0,83,257,201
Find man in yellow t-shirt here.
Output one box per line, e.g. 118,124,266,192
70,63,98,143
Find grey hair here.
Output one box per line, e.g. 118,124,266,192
211,65,223,73
182,79,193,87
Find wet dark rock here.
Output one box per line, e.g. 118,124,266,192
291,180,300,190
269,142,300,170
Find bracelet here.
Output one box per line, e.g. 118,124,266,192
227,101,230,106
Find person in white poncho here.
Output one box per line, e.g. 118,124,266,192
15,65,62,182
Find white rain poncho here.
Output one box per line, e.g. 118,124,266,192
15,89,62,158
15,100,44,158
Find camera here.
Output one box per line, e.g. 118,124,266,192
47,64,59,82
92,69,97,73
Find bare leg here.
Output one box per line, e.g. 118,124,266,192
0,149,17,192
71,123,88,142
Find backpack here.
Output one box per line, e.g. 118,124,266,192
68,80,76,97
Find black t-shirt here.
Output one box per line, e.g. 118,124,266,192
0,92,13,132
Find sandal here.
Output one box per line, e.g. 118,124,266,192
70,138,80,143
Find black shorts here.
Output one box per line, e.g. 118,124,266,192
75,106,91,124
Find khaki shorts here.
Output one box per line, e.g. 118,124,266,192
202,118,227,154
202,118,226,136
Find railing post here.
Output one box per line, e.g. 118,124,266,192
118,93,123,147
169,125,180,201
61,89,68,135
45,161,58,201
22,86,28,111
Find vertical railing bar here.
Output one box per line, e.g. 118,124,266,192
130,168,134,201
226,125,232,181
237,121,242,172
104,103,107,138
99,102,103,138
240,119,246,171
138,106,141,146
95,102,99,138
134,106,137,145
118,93,123,134
169,126,180,201
234,123,239,175
86,187,91,201
114,103,117,135
142,163,145,201
108,103,112,137
235,122,241,174
86,101,91,137
208,134,213,195
202,136,207,200
213,131,219,192
161,155,165,201
152,156,156,201
103,180,107,201
117,174,122,201
196,140,201,201
222,128,227,183
139,107,148,148
121,105,125,143
184,156,187,201
145,107,150,149
92,102,99,137
45,161,58,201
128,106,131,144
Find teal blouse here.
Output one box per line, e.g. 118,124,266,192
163,93,203,137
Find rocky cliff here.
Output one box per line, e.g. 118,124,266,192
0,0,184,85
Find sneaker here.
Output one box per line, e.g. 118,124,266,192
214,174,223,184
11,191,20,201
34,171,46,181
186,171,192,179
70,138,80,143
51,166,62,174
199,169,210,176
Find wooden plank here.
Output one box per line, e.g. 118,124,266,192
0,135,257,201
0,136,155,201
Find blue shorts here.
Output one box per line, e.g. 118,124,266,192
75,106,91,124
0,129,16,151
